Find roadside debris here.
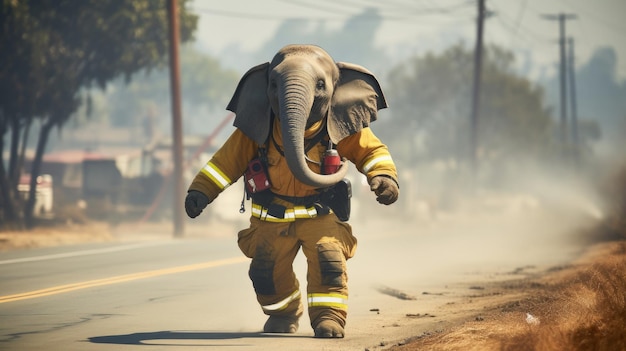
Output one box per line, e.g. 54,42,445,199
525,312,540,325
406,313,436,318
375,285,417,300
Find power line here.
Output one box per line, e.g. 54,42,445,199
278,0,373,18
391,0,474,15
491,4,549,46
470,0,485,174
491,8,540,47
510,0,528,46
568,37,580,164
189,7,346,21
167,0,185,237
192,1,475,22
358,0,421,11
554,0,626,35
541,13,577,145
323,0,473,16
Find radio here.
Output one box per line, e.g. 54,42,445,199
244,158,271,194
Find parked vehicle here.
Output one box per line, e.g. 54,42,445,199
18,174,54,218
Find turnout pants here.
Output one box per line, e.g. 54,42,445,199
237,213,357,329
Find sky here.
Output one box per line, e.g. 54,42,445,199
189,0,626,80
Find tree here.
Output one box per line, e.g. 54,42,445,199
0,0,198,228
101,46,239,135
382,43,556,174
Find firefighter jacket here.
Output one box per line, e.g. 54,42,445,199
188,118,397,221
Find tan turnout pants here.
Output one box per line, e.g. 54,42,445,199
237,213,357,329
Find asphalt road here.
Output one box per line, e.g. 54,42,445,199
0,209,590,351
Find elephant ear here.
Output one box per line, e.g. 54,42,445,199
328,62,388,144
226,62,271,145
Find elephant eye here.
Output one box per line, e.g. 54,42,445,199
316,79,325,90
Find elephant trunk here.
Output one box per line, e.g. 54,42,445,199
279,77,348,188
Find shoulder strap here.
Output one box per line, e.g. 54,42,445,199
258,112,275,153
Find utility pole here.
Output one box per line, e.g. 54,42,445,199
541,13,577,146
568,37,580,164
470,0,485,175
167,0,185,237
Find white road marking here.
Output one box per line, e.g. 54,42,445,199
0,241,173,265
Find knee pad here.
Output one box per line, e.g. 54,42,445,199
249,256,275,295
248,246,276,295
317,242,345,287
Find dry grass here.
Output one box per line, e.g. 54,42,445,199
389,164,626,351
502,243,626,351
0,221,113,251
390,241,626,351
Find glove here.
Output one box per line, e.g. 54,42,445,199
184,190,210,218
369,176,399,205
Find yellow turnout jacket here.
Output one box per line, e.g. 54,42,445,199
188,119,397,213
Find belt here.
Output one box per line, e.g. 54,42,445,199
251,202,329,222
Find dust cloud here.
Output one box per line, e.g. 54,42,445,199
329,156,620,297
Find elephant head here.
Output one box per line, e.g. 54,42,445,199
226,44,387,188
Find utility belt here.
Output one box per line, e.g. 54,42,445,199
248,181,351,223
250,202,327,222
242,154,352,222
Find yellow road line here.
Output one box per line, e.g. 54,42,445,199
0,256,248,304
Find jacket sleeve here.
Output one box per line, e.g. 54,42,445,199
188,129,258,202
336,127,398,185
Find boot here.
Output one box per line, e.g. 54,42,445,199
314,319,344,338
263,315,299,333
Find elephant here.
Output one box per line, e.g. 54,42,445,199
226,44,387,189
185,44,398,338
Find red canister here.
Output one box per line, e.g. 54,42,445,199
322,150,341,174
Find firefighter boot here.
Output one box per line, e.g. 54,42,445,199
314,320,344,338
262,295,303,334
263,314,300,334
311,309,346,338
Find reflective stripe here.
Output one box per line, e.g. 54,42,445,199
307,293,348,310
262,290,301,312
362,155,394,173
251,203,318,222
200,162,231,189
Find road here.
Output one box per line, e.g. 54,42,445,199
0,207,592,351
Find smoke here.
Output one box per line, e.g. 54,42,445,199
334,152,621,296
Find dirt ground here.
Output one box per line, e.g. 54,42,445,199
0,222,114,251
0,219,234,252
387,239,626,351
1,220,625,351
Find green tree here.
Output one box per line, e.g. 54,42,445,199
383,43,556,173
101,46,239,135
0,0,198,228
